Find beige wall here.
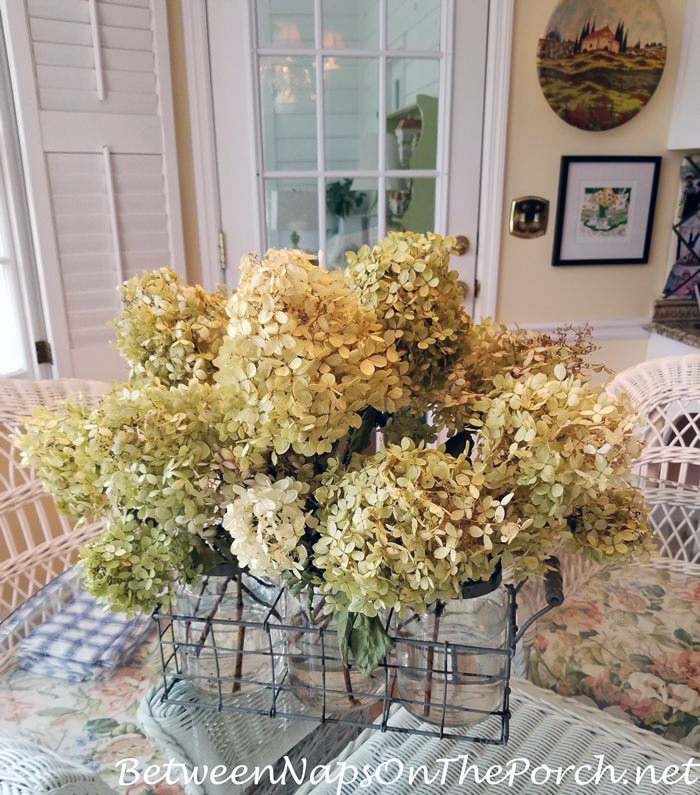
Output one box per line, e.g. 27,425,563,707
497,0,685,345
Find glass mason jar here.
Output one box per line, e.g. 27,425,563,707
286,591,385,713
175,565,282,698
394,566,510,728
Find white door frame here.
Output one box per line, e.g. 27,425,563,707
183,0,513,320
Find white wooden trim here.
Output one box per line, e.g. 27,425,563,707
181,0,221,289
87,0,105,101
0,20,47,379
152,0,186,278
1,0,73,376
313,0,326,261
474,0,514,320
436,0,454,240
101,146,124,285
514,318,651,341
667,0,699,150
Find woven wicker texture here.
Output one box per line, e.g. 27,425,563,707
610,354,700,485
0,735,116,795
295,680,696,795
0,379,106,619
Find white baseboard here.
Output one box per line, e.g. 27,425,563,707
513,318,650,341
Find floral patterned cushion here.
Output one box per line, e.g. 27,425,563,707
0,636,184,795
529,562,700,751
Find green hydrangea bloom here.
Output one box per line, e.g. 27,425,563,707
312,439,529,617
115,267,227,385
345,231,470,403
16,402,106,518
80,513,201,614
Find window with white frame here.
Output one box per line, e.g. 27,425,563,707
253,0,447,267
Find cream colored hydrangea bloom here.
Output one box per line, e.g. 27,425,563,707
313,439,527,617
345,231,470,402
223,473,310,578
214,249,409,457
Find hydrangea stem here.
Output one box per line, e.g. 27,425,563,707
232,572,245,694
424,600,445,718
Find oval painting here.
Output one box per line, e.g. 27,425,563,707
537,0,667,131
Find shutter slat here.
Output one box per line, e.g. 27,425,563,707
39,86,157,114
29,0,151,28
47,151,171,350
30,18,152,52
34,42,155,72
37,64,156,94
56,212,167,234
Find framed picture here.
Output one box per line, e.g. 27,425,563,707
552,155,661,266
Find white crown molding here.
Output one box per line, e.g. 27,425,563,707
513,318,651,341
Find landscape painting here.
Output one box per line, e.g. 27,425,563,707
537,0,667,131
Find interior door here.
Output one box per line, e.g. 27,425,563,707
207,0,487,311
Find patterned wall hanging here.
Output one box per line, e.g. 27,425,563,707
537,0,667,131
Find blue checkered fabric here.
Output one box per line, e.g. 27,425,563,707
18,590,153,681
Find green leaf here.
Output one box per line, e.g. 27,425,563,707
335,606,355,667
629,653,654,668
352,613,395,677
85,718,121,734
673,628,695,647
334,609,394,676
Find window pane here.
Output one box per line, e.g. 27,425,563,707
326,178,378,268
257,0,315,48
386,59,439,169
259,57,317,171
0,263,26,375
324,57,378,171
387,0,442,51
265,179,319,254
387,177,435,233
322,0,378,50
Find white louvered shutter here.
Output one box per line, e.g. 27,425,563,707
2,0,184,380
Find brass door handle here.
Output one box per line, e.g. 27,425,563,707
451,235,470,255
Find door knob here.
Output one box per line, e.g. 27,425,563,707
451,235,470,255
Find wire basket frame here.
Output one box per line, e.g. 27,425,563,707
154,565,563,745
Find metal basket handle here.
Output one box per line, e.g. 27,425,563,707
513,556,564,646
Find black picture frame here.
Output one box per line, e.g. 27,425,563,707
552,155,662,266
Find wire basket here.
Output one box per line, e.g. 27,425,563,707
153,560,563,744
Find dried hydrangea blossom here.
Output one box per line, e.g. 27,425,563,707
87,381,262,538
115,268,228,385
214,248,410,457
465,369,654,577
345,231,470,402
222,473,310,578
312,439,528,617
17,402,106,518
80,513,200,614
565,486,655,563
437,320,603,434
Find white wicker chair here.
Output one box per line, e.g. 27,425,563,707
518,357,700,748
0,379,106,621
610,353,700,485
